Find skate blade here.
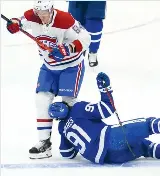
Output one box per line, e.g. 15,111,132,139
29,150,52,159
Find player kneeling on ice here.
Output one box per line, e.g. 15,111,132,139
6,0,91,159
48,72,160,164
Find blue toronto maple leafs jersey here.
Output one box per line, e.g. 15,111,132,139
58,85,115,164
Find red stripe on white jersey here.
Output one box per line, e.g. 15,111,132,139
37,119,53,128
74,63,82,97
37,119,53,122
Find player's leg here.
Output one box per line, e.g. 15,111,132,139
109,117,160,145
146,117,160,135
105,144,144,164
84,1,106,67
58,61,85,106
141,117,160,159
105,140,160,164
68,1,87,25
142,139,160,159
104,118,159,163
29,64,60,159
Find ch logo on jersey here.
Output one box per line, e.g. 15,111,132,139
36,35,57,50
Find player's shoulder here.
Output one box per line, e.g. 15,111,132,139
71,101,86,115
24,9,42,24
53,9,75,29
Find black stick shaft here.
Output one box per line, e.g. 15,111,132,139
105,86,136,158
1,14,11,23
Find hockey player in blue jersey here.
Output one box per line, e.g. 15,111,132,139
48,72,160,164
68,1,106,67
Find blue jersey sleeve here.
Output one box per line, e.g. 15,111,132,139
59,135,78,159
72,87,115,120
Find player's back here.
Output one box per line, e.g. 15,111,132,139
58,101,111,164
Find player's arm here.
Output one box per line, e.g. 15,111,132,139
58,122,78,159
49,13,91,61
73,73,115,120
6,9,34,34
59,135,78,159
64,19,91,53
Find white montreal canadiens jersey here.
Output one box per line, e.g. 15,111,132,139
20,9,91,70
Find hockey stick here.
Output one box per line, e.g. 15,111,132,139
105,85,136,158
1,14,53,53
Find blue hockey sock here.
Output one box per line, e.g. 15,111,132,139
142,139,160,159
148,143,160,159
85,19,103,53
147,117,160,134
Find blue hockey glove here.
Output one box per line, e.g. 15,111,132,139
96,72,110,87
49,44,71,62
97,72,114,103
48,102,69,120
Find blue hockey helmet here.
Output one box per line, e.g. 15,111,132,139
48,102,69,120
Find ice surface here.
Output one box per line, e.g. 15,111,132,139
1,1,160,175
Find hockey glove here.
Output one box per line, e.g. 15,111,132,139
96,72,110,88
7,19,20,34
49,44,71,62
97,72,114,103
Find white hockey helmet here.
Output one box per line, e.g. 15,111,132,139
33,0,54,12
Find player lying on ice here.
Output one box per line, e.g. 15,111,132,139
48,72,160,164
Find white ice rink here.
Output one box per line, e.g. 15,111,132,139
1,1,160,176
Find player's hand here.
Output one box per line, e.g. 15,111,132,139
96,72,110,88
7,19,20,34
49,43,71,62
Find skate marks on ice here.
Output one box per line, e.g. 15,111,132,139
103,17,160,35
1,159,160,169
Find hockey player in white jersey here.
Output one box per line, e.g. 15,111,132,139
6,0,91,159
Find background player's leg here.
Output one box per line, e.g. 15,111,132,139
85,1,106,67
68,1,87,25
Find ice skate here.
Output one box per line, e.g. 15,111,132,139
88,52,98,67
29,138,52,159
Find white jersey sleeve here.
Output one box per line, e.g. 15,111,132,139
64,20,91,52
20,16,32,30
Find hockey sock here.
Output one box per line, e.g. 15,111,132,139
85,19,103,53
147,117,160,134
142,139,160,159
150,117,160,134
148,143,160,159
